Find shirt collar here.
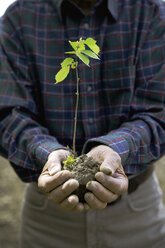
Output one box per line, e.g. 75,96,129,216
108,0,118,20
54,0,119,22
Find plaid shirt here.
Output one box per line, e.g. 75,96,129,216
0,0,165,182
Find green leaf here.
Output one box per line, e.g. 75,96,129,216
69,39,85,53
61,57,74,68
65,51,76,55
81,50,100,60
78,40,85,52
63,155,77,167
85,37,100,55
77,53,90,66
55,66,70,83
69,41,79,51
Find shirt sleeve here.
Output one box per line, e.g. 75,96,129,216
83,4,165,174
0,7,65,182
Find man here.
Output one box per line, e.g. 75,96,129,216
0,0,165,247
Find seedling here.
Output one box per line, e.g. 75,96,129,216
55,37,100,164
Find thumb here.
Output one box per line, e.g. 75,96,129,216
100,161,113,176
47,150,70,176
100,150,121,176
100,158,118,176
48,162,61,176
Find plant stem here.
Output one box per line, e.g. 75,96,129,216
73,61,80,156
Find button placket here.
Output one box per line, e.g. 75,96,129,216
83,23,90,29
78,17,91,39
88,117,94,124
78,17,97,136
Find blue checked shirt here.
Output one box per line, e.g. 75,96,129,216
0,0,165,182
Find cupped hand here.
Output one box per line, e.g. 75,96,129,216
85,145,128,210
38,149,84,212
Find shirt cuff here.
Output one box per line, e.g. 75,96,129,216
27,136,67,170
34,141,67,168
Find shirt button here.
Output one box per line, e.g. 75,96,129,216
83,23,89,29
87,86,92,92
88,118,94,124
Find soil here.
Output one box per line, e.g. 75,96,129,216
63,154,100,202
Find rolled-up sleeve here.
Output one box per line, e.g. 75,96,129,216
83,5,165,174
0,7,64,182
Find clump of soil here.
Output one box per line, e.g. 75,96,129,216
63,154,100,202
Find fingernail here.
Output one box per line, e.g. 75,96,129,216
68,196,75,204
86,181,92,189
100,165,112,175
95,172,103,180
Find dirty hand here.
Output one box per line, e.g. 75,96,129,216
38,149,84,212
85,145,128,210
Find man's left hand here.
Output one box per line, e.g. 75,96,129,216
84,145,128,210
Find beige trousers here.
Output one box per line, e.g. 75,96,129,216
19,172,165,248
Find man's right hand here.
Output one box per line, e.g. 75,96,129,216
38,149,84,212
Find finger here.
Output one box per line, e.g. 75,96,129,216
72,202,85,212
95,172,128,195
48,179,79,204
84,192,107,210
86,181,118,203
38,170,72,193
84,203,91,211
59,195,79,210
